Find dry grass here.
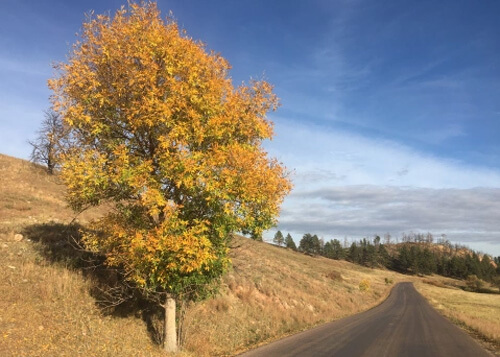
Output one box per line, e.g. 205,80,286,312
0,154,105,236
0,155,168,356
0,234,169,356
0,154,412,356
414,276,500,354
181,238,402,356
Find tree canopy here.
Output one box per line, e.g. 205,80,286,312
299,233,321,255
48,1,291,351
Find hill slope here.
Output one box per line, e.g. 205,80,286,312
5,154,495,356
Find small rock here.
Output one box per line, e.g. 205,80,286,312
38,325,44,331
14,234,23,242
1,243,8,249
7,265,16,270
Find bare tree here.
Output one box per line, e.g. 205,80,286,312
28,109,64,174
425,232,434,245
384,232,392,245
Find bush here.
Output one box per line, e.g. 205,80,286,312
465,275,484,292
325,270,343,282
384,277,393,285
359,279,371,291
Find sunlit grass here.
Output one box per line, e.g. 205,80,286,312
414,277,500,354
2,154,496,356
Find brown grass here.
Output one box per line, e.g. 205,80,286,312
181,239,402,356
0,155,168,356
8,153,489,356
0,234,167,356
0,154,105,236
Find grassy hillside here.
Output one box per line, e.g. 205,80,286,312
414,276,500,354
1,154,498,356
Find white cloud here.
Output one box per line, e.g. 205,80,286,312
264,118,500,255
267,117,500,189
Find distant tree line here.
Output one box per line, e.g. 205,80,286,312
272,231,500,286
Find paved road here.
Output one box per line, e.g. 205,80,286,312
240,282,492,357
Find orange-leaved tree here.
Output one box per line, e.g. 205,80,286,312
48,1,291,353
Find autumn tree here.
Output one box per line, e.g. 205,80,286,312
28,108,64,174
48,2,291,353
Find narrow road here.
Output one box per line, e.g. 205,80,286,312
240,282,492,357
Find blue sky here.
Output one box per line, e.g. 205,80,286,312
1,0,499,255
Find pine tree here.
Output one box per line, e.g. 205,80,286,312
273,230,285,246
284,233,297,251
299,233,321,255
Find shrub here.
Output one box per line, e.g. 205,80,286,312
359,279,371,291
465,275,484,292
325,270,343,282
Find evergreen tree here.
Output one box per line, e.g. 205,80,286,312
409,245,420,274
299,233,321,255
273,230,284,246
480,255,495,281
398,245,411,272
465,253,481,278
284,233,297,251
331,239,345,260
323,240,334,259
362,242,377,267
449,256,467,279
348,242,361,264
421,248,436,275
377,243,391,268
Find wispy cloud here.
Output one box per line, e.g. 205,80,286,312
268,117,500,189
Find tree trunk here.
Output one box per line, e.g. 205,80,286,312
164,294,177,353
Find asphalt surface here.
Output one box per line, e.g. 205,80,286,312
239,282,492,357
